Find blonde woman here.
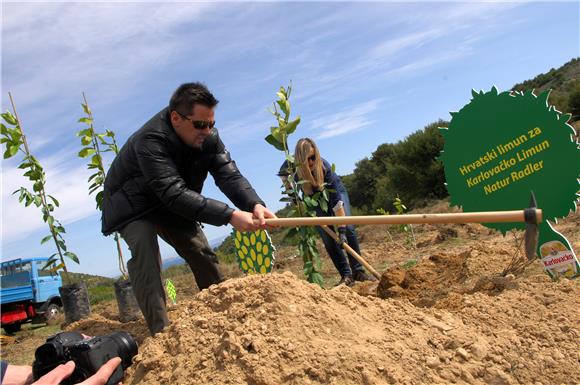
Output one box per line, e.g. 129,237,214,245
278,138,375,286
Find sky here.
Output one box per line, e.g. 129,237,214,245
1,1,579,277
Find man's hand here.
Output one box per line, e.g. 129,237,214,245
229,210,259,232
31,357,122,385
252,203,277,228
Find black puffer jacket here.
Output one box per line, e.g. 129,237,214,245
101,108,264,235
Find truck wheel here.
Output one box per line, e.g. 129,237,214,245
44,303,62,325
3,322,22,334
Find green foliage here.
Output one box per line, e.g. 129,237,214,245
344,121,448,214
87,285,116,305
77,94,127,278
376,197,416,247
76,95,120,211
68,272,116,305
215,235,237,264
264,84,326,286
162,263,191,279
1,105,77,282
400,259,418,270
512,58,580,119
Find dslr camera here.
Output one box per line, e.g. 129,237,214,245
32,331,138,385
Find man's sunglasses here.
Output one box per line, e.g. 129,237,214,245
176,111,215,130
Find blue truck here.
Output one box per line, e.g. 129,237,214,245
0,257,63,333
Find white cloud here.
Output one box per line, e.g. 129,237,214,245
2,3,215,109
311,98,383,140
1,148,97,243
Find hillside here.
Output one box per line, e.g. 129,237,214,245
343,57,579,216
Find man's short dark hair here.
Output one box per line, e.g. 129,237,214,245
169,82,219,115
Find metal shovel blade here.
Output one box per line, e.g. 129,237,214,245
524,192,540,261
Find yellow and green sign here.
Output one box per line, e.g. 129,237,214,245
440,87,579,278
233,229,276,275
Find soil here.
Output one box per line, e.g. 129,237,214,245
3,203,579,385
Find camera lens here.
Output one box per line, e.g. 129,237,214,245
108,331,138,368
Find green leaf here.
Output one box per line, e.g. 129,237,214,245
91,154,101,167
0,123,7,135
309,272,324,286
1,112,18,125
277,100,288,115
89,181,103,194
270,126,283,142
285,153,295,163
76,128,92,137
78,147,96,158
87,173,97,182
48,195,60,207
8,144,19,157
47,215,54,227
265,134,285,151
42,258,58,271
40,234,53,245
81,136,92,146
33,181,43,192
64,252,79,264
34,195,42,207
49,262,65,273
78,117,93,124
82,103,90,115
285,117,300,134
9,128,22,142
57,239,66,252
95,190,104,211
303,260,313,276
320,199,328,213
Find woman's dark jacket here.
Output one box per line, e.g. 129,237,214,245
101,108,264,235
278,158,345,215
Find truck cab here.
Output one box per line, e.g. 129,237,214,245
0,257,63,333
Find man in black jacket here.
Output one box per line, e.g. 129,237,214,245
101,82,276,335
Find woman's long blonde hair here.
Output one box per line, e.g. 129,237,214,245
295,138,324,195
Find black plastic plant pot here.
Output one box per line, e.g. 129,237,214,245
59,282,91,324
114,279,141,323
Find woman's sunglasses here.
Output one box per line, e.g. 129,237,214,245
176,111,216,130
307,155,316,162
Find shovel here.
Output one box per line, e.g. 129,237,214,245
256,201,542,281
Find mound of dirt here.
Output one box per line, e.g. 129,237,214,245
377,252,470,307
119,271,579,385
58,210,579,385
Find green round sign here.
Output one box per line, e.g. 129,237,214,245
439,87,579,234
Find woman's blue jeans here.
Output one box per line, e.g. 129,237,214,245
315,191,363,277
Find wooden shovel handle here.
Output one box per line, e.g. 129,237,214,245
319,226,381,280
257,209,542,227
